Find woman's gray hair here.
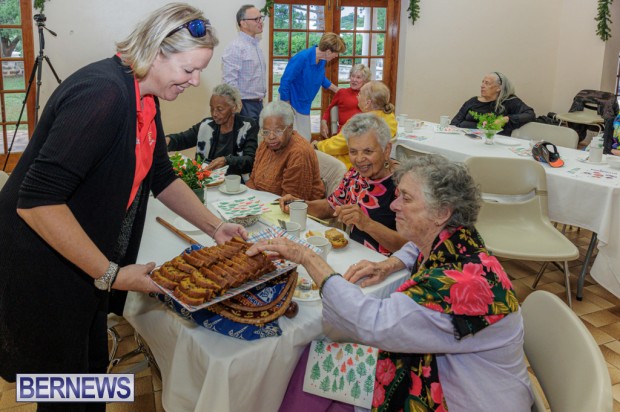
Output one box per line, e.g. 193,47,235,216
350,64,371,82
259,100,295,128
341,113,391,149
491,71,517,114
394,154,481,228
116,3,218,80
212,84,242,113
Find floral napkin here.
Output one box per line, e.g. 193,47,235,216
212,196,271,220
203,165,228,186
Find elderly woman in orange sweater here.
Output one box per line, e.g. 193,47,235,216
246,100,325,200
314,80,397,169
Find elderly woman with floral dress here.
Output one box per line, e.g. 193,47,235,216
253,154,533,412
280,113,406,255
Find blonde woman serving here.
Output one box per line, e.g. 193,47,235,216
0,5,246,408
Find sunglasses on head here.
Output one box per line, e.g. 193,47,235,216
166,18,211,38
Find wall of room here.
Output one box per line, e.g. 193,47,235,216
36,0,619,133
600,1,620,94
36,0,263,133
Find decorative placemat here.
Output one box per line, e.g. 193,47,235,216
576,168,619,181
397,132,429,141
508,146,533,157
433,125,461,134
212,196,271,219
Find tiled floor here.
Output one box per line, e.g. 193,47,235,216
1,227,619,411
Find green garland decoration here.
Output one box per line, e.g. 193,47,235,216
408,0,420,25
33,0,48,13
595,0,614,41
261,0,275,18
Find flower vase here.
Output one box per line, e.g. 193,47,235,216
192,187,205,204
482,129,502,145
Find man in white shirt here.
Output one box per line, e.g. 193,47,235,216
222,5,267,121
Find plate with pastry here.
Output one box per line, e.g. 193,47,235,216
293,268,320,302
304,228,349,249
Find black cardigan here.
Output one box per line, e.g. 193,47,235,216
450,96,536,136
0,56,176,380
167,114,258,175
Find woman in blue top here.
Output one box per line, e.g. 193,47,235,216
278,32,345,141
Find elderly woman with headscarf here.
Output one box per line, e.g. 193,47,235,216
166,83,258,175
450,72,535,136
246,100,325,200
320,63,371,138
253,154,533,412
315,80,397,169
281,113,407,255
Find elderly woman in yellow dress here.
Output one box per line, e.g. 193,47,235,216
252,154,533,412
246,100,325,200
314,80,397,169
281,113,406,255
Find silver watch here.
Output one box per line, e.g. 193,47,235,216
94,262,119,291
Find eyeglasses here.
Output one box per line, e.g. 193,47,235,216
242,15,265,23
166,19,211,38
260,127,288,138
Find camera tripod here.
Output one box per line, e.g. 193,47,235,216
2,13,62,171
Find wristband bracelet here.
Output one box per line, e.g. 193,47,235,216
213,221,225,237
319,272,342,298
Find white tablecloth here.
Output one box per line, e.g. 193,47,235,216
123,186,408,412
394,123,620,297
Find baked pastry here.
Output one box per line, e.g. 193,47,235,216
325,228,348,249
150,239,279,307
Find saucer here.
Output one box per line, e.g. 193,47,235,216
218,184,248,195
577,156,607,166
494,137,522,146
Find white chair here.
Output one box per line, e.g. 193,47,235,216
394,143,432,162
465,157,580,306
555,105,604,133
315,149,347,197
512,122,579,149
0,171,9,189
522,290,612,412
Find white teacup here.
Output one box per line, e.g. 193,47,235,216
224,175,241,192
589,146,604,163
284,221,301,238
289,202,308,231
404,119,415,133
306,235,332,260
439,115,450,129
